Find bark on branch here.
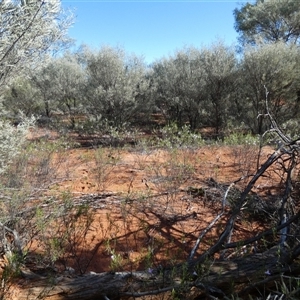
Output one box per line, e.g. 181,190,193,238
4,242,300,300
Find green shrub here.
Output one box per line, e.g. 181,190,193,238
155,123,204,148
223,132,260,146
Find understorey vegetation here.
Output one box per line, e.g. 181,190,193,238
1,0,300,299
0,97,300,300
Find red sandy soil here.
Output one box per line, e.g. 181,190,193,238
25,128,282,276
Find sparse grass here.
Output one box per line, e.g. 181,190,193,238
1,124,298,299
92,146,121,191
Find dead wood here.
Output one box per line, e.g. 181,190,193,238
2,241,299,300
5,269,175,300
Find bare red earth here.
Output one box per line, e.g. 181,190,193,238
26,128,281,276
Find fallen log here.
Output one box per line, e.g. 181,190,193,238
4,268,179,300
3,244,299,300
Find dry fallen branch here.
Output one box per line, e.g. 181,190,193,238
4,241,300,300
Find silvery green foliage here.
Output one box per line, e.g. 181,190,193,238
30,53,85,126
83,46,148,128
234,0,300,46
152,43,236,131
199,41,236,133
0,115,35,174
2,77,41,117
152,47,206,130
49,54,86,128
0,0,73,89
234,42,300,134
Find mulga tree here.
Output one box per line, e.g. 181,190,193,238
2,77,41,118
234,0,300,46
30,53,86,129
30,61,59,120
152,48,206,130
233,0,300,134
200,42,237,134
233,42,300,134
82,46,149,129
0,0,73,90
0,0,73,282
54,53,86,129
152,44,236,133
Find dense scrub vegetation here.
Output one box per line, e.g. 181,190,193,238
3,40,300,136
1,0,300,299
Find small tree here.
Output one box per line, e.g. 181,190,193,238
200,41,236,134
82,46,148,129
30,53,85,128
0,0,73,89
152,47,206,130
2,77,41,118
152,43,236,133
233,42,300,134
0,0,73,290
234,0,300,46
